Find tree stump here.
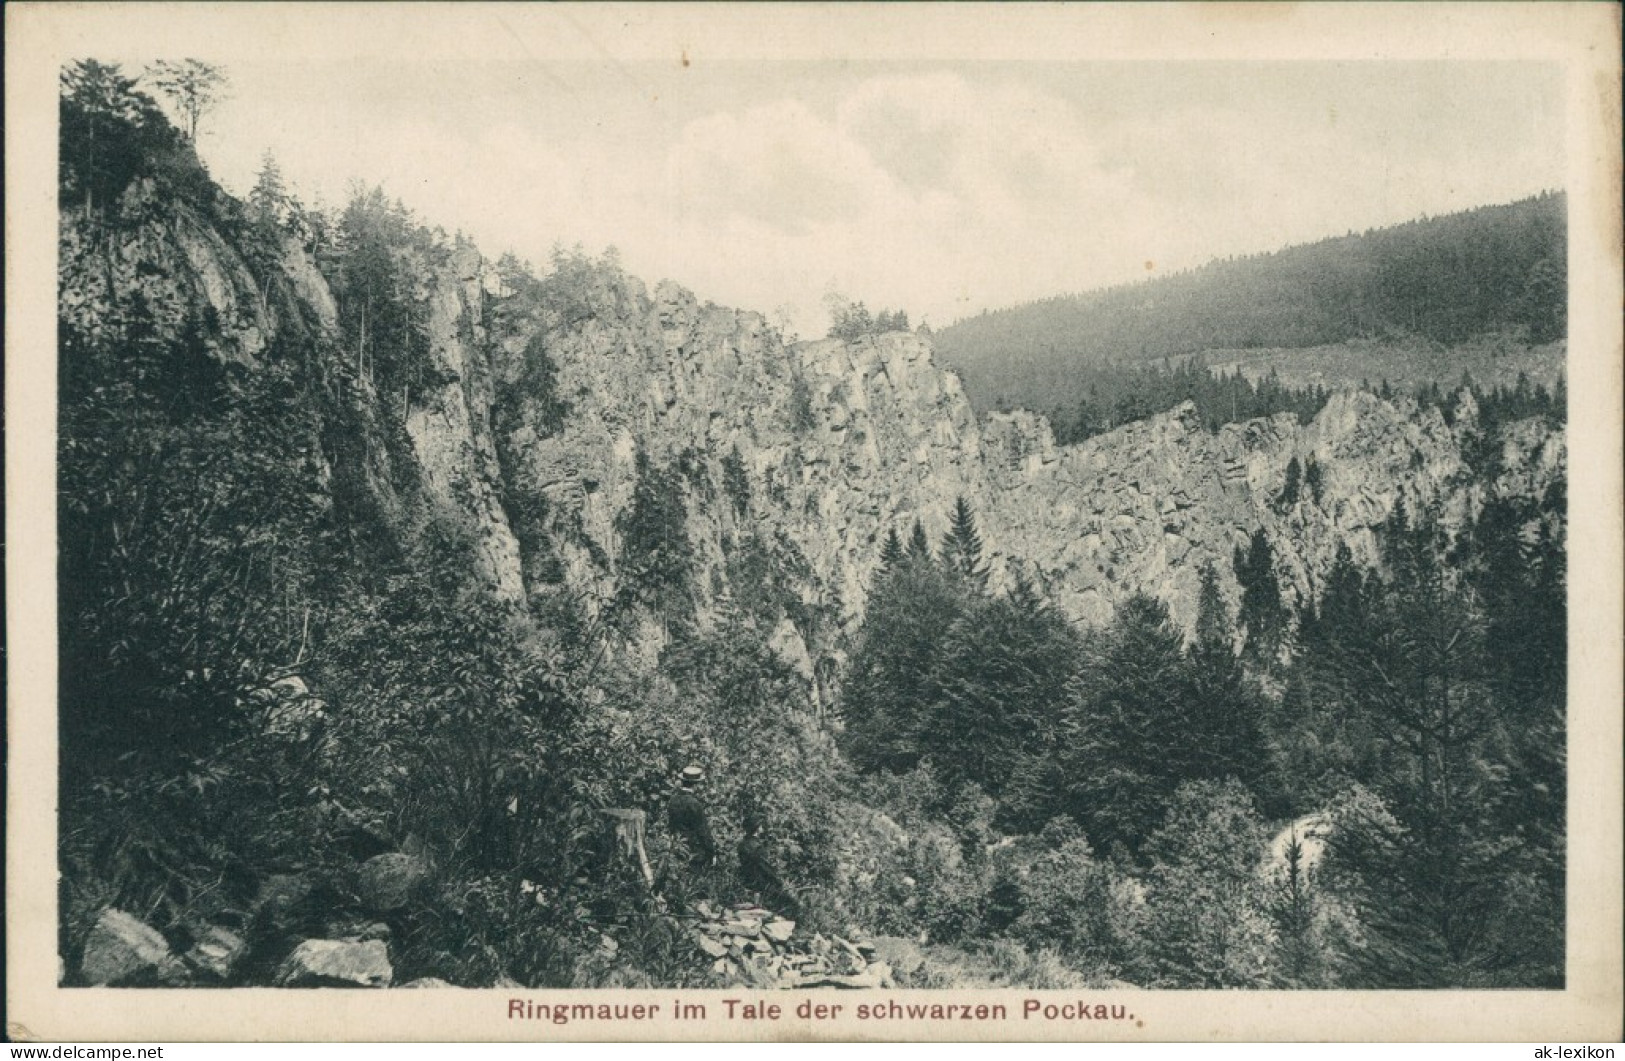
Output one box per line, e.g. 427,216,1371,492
601,809,654,888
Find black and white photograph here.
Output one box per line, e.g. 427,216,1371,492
7,2,1622,1044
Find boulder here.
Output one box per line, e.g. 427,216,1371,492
81,909,181,986
326,918,392,942
762,919,795,943
358,853,429,913
276,939,392,988
401,977,457,989
185,925,248,981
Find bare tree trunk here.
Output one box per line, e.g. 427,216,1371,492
601,808,655,889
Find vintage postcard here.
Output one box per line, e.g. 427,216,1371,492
6,2,1622,1043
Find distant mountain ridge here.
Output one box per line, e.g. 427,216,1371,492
933,193,1566,416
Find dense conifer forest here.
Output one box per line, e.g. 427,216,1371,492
935,194,1566,434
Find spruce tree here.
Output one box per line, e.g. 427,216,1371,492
841,558,962,773
249,149,290,227
721,445,751,518
1058,594,1194,851
1235,529,1285,662
1194,561,1230,650
615,446,695,623
1312,504,1542,985
924,589,1077,803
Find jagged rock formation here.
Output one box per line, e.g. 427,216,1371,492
459,263,1563,644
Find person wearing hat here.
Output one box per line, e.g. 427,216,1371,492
667,764,716,870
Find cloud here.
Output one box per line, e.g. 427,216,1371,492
633,71,1152,334
199,61,1564,341
667,98,896,233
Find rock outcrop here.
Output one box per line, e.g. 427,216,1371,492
487,266,1563,646
66,168,1565,670
357,853,430,914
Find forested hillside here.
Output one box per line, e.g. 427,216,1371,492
56,63,1566,993
934,194,1566,431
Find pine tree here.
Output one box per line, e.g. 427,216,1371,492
144,60,229,141
941,496,989,588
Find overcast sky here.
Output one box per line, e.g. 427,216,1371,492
181,59,1561,337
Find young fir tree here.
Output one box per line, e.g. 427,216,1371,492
1268,824,1335,987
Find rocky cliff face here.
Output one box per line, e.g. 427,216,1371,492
434,252,1562,659
67,186,1564,670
